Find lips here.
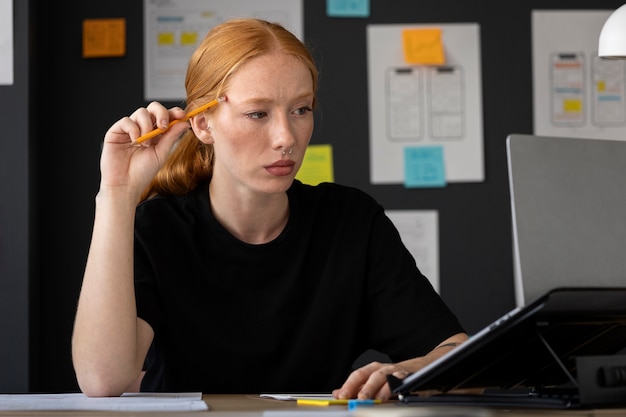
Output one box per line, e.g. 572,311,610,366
265,160,295,176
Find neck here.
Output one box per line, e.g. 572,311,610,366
208,180,290,245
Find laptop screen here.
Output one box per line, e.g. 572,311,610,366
507,134,626,306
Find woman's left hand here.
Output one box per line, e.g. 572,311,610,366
332,361,412,400
332,333,468,400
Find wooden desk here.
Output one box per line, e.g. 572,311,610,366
3,394,626,416
206,395,626,417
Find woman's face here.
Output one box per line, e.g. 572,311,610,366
202,50,315,195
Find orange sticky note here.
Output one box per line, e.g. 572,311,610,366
402,28,445,65
82,18,126,58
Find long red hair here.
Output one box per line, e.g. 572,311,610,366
141,18,318,201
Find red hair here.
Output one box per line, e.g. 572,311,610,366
141,18,318,201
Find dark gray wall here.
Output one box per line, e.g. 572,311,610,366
0,0,30,393
2,0,623,393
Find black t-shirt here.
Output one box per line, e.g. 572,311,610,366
134,180,464,393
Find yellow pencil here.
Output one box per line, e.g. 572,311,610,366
297,398,381,406
134,96,225,144
297,399,348,406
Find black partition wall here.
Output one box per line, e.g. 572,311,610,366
0,0,30,394
3,0,622,393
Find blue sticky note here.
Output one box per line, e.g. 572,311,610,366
404,146,446,188
348,399,379,410
327,0,370,17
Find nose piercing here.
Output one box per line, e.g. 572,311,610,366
282,147,293,155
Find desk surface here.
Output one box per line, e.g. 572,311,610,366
4,394,626,417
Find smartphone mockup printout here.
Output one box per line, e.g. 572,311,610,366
592,53,626,126
550,52,585,126
427,66,464,139
386,67,422,141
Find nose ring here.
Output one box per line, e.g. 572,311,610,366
282,147,293,155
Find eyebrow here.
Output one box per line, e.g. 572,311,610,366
240,92,314,106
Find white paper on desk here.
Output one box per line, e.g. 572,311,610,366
0,392,209,412
260,393,337,401
260,395,353,417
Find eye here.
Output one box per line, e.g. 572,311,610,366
293,106,312,116
245,111,267,120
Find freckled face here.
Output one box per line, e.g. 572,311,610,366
206,50,314,195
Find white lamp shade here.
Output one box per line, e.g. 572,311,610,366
599,4,626,59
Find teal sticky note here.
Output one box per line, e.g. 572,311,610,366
404,146,446,188
327,0,370,17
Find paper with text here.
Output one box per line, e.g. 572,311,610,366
0,392,208,412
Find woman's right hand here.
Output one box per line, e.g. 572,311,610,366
73,102,186,397
99,101,189,199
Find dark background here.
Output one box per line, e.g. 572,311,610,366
1,0,623,393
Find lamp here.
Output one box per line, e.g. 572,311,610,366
599,4,626,59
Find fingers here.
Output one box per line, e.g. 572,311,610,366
132,102,187,144
129,107,159,143
98,103,190,194
145,101,175,131
334,362,411,401
106,103,187,145
333,362,387,400
356,365,394,400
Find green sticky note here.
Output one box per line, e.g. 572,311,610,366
404,146,446,188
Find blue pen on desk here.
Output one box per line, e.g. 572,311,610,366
347,399,380,410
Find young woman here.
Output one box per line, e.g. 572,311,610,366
72,18,467,399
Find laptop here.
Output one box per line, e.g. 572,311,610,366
389,135,626,408
506,134,626,306
389,287,626,408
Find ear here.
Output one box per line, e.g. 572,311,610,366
189,114,214,144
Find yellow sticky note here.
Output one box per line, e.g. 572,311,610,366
402,28,445,65
82,18,126,58
180,31,198,46
296,144,334,186
563,99,583,113
158,32,176,46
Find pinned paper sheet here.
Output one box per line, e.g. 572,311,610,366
402,28,445,65
82,18,126,58
296,144,334,185
404,146,446,188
